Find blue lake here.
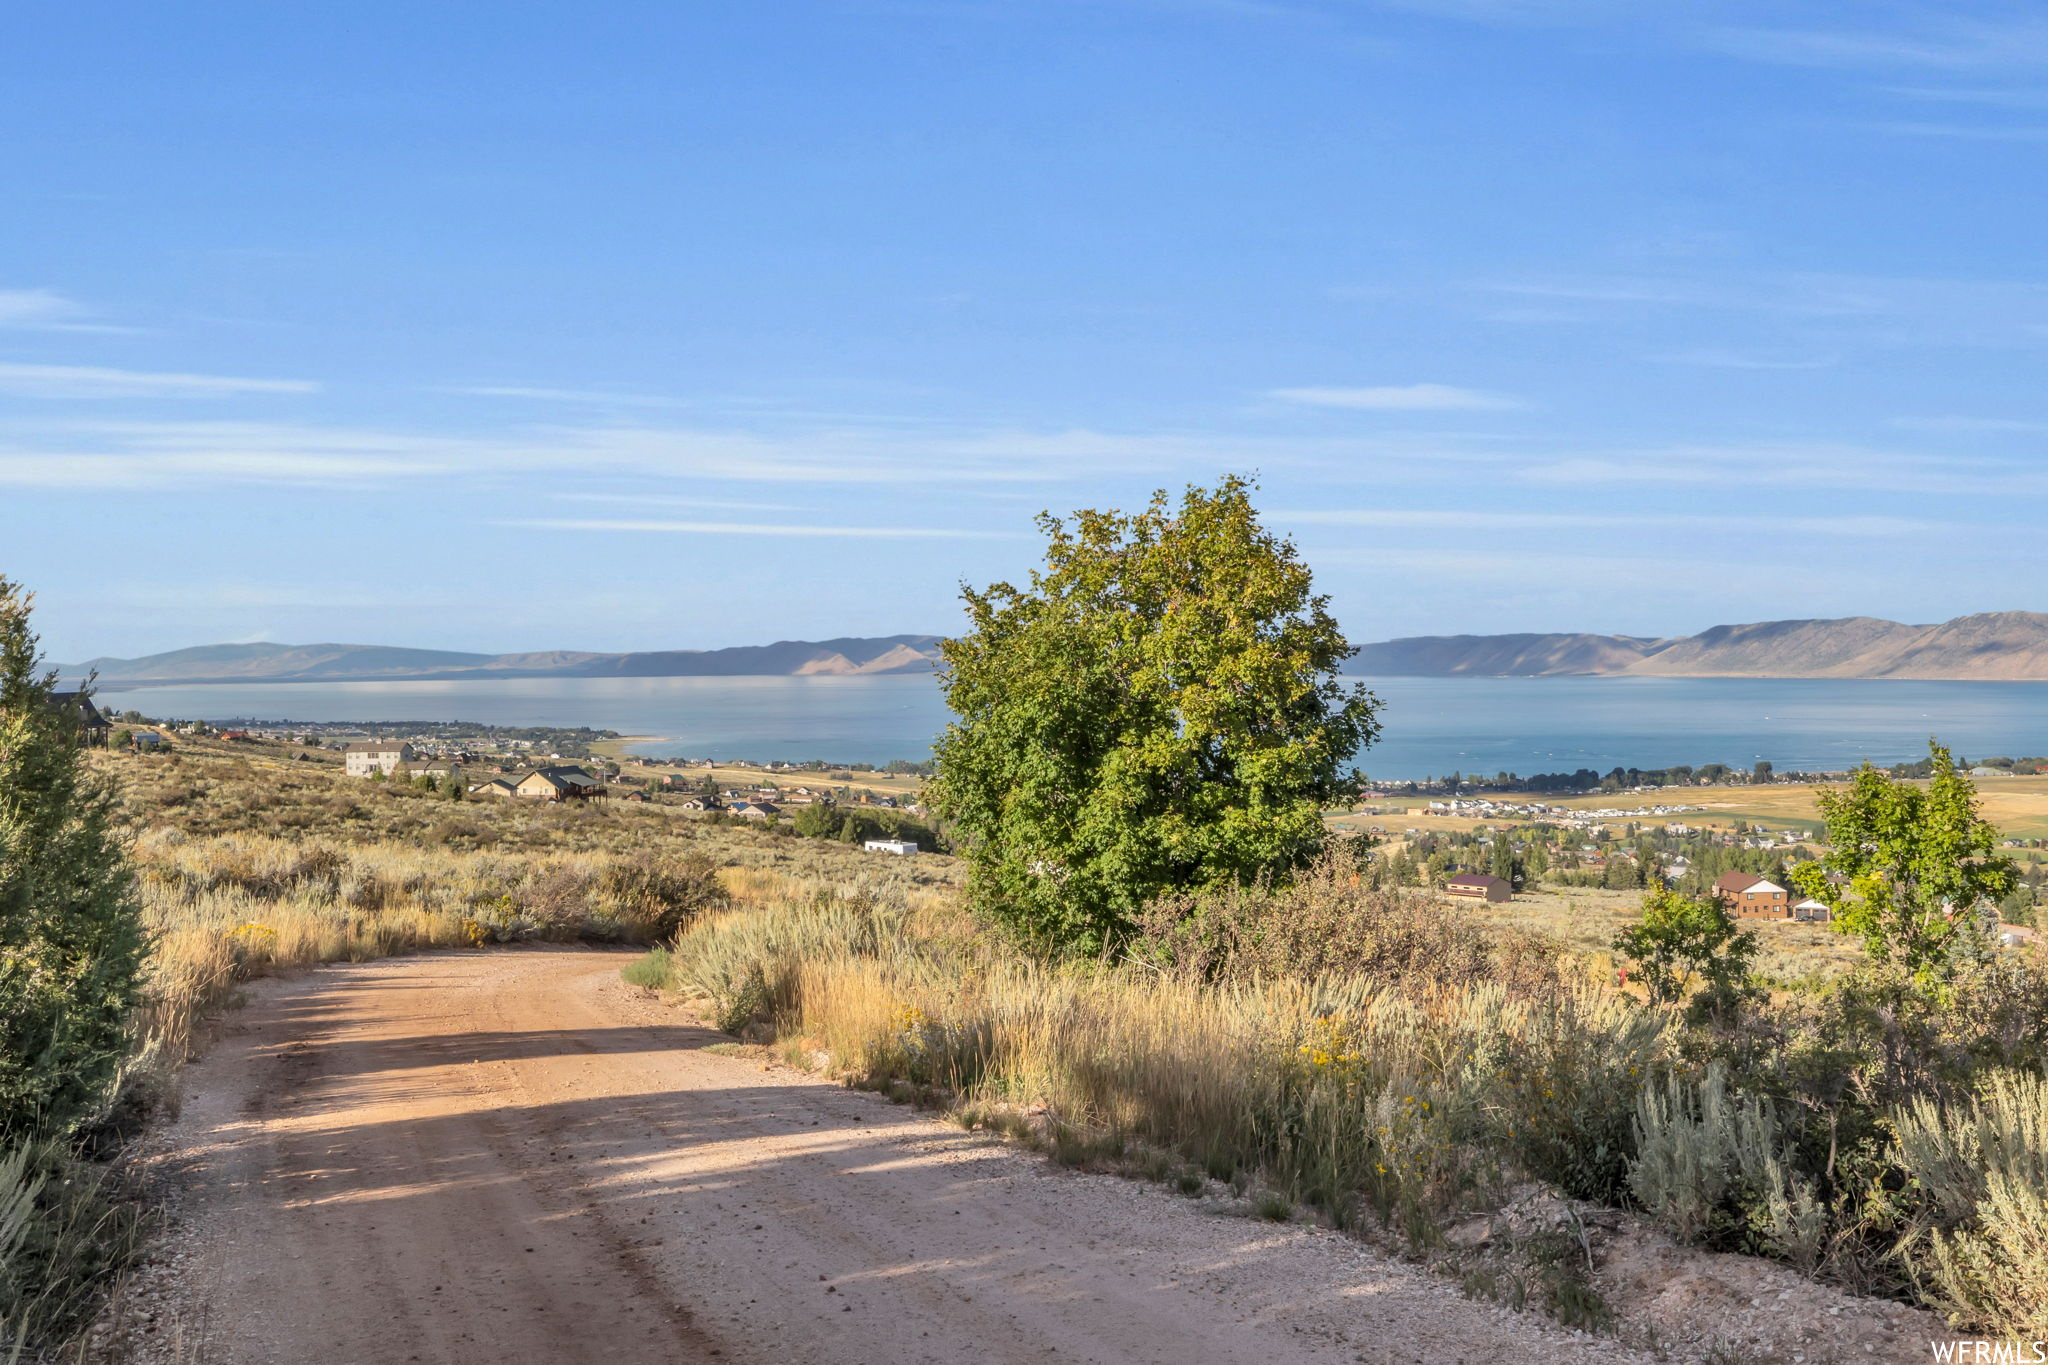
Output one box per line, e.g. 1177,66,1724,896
97,673,2048,779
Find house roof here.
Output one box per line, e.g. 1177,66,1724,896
1714,871,1784,894
49,690,109,727
1445,873,1507,888
517,765,600,791
345,741,412,753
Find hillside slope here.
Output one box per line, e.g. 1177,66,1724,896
59,635,944,685
1350,633,1666,676
1351,612,2048,679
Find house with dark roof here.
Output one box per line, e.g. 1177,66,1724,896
48,690,110,747
512,765,605,801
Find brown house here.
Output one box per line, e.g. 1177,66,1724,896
1714,872,1790,919
1444,872,1512,903
512,766,605,801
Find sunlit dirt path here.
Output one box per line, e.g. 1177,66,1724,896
115,948,1651,1365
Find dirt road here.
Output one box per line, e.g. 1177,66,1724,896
107,948,1651,1365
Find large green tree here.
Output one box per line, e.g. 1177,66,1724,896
929,476,1379,951
1788,739,2015,982
0,578,147,1141
1611,886,1760,1021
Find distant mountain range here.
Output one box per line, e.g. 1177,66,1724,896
1350,612,2048,680
60,612,2048,687
57,636,945,687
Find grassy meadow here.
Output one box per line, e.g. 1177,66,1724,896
109,735,959,1088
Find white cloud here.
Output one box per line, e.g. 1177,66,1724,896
1891,415,2048,435
1271,508,1948,538
0,290,83,327
553,492,799,512
1268,383,1520,411
1865,121,2048,142
1654,348,1839,370
446,385,681,407
0,417,1287,491
505,518,1011,539
1705,16,2048,71
1507,441,2047,496
0,288,133,334
0,363,318,399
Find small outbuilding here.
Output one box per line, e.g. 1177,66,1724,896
1444,873,1511,903
863,839,918,856
1790,896,1831,923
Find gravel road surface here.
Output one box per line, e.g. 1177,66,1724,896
112,947,1655,1365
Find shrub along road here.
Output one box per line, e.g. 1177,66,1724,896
98,948,1651,1365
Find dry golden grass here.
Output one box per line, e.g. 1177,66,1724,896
662,887,1664,1239
590,744,929,802
1477,885,1866,984
99,736,961,1073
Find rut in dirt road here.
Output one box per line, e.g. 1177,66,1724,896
110,948,1652,1365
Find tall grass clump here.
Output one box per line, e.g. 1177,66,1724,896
660,868,1664,1247
1895,1071,2048,1335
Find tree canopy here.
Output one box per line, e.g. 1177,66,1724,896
1611,886,1760,1022
928,476,1379,951
1788,739,2016,982
0,577,148,1141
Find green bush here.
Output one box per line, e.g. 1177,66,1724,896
0,578,149,1145
1896,1071,2048,1335
620,948,671,991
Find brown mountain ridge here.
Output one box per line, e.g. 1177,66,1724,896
1350,612,2048,680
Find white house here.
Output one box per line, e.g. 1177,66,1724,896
345,741,418,777
864,839,918,856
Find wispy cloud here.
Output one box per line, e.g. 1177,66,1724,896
1890,415,2048,435
1509,441,2046,496
445,385,681,407
1886,85,2048,110
504,518,1010,539
552,492,799,512
1268,383,1520,411
0,288,132,334
1271,507,1947,538
1864,121,2048,142
1654,348,1839,370
1706,15,2048,71
0,417,1265,491
1470,271,2048,350
0,363,318,399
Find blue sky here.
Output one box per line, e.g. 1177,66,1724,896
4,1,2047,661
